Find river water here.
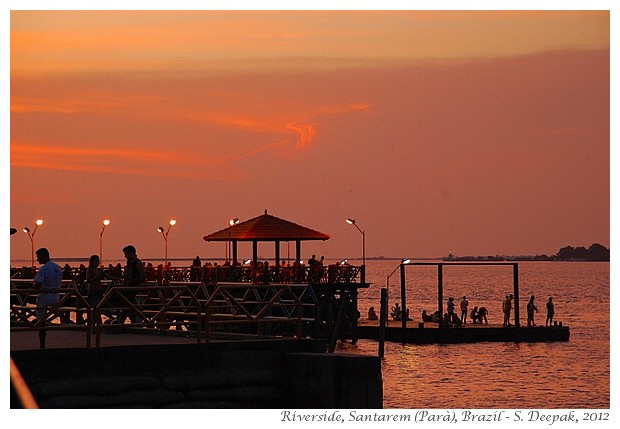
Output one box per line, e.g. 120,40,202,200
336,260,610,409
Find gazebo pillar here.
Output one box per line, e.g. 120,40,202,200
232,241,238,265
275,240,281,280
252,241,258,267
296,240,301,264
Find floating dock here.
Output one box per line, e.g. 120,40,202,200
368,261,570,345
357,319,570,344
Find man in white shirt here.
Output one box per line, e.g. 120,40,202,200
33,247,62,348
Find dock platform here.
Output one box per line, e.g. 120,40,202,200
356,319,570,344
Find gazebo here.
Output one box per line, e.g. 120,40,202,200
203,210,330,275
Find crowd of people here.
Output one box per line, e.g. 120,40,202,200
370,293,555,328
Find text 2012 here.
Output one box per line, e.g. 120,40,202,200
583,412,609,422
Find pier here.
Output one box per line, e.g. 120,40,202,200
373,261,570,347
357,319,570,344
10,212,378,408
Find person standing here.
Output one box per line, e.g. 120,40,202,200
460,295,469,324
33,248,62,348
114,245,146,324
546,297,555,327
502,294,514,327
86,254,108,327
447,297,456,325
527,295,539,327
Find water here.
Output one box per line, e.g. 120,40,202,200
336,260,610,409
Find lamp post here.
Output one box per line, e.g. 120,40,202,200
228,218,240,280
227,218,239,263
23,219,43,268
157,219,176,265
345,218,366,284
346,218,366,344
386,258,411,293
99,219,110,266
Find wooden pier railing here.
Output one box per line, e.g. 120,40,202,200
10,278,329,347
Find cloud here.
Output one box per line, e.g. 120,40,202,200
10,142,242,181
286,123,317,150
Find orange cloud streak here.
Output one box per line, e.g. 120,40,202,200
10,143,242,181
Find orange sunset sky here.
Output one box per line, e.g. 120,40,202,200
7,7,613,264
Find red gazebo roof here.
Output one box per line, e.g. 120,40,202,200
203,211,330,242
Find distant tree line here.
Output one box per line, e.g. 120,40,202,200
554,243,610,261
448,243,611,262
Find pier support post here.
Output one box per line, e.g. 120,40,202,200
379,288,387,357
438,264,444,328
400,263,407,337
513,263,520,328
328,291,350,353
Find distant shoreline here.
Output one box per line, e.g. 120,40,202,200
9,255,609,266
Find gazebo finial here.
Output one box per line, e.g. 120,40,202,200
264,209,267,214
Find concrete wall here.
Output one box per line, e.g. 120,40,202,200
11,338,382,409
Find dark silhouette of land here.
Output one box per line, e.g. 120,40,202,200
442,243,609,262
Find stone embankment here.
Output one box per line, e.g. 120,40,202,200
11,338,382,408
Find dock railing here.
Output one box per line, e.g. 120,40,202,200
92,282,205,346
10,279,92,347
10,278,322,346
200,282,317,341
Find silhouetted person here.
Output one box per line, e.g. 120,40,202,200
447,297,456,323
460,295,469,324
33,248,62,348
190,256,202,281
478,306,489,324
470,306,479,323
368,306,378,320
502,294,513,327
546,297,555,327
112,245,146,324
527,295,539,327
86,254,108,328
391,303,402,320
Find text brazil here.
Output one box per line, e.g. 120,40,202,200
280,410,609,424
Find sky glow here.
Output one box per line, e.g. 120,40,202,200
6,4,614,264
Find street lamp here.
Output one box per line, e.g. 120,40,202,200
157,219,176,265
386,258,411,293
227,217,239,263
382,258,411,347
99,219,110,266
23,219,43,268
346,218,366,284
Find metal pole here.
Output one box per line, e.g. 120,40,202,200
362,230,366,282
164,235,168,266
400,263,407,335
379,287,388,357
513,263,520,328
438,264,444,328
29,236,35,269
